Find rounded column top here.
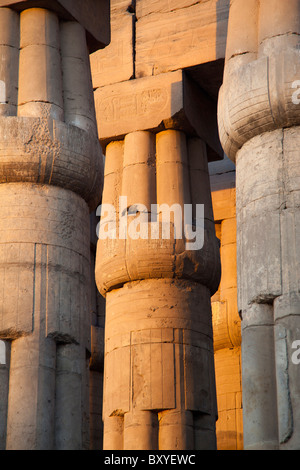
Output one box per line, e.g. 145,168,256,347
0,0,110,52
218,0,300,161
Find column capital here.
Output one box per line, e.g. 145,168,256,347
218,0,300,162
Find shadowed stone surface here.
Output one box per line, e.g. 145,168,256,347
0,0,110,51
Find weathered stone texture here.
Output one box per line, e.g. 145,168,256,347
0,117,103,209
209,165,243,450
214,348,243,449
0,0,111,51
89,211,105,450
91,0,237,452
135,0,230,77
218,0,300,450
218,1,300,162
0,8,19,116
96,125,221,449
95,70,222,159
96,130,221,298
101,279,218,450
90,0,134,88
90,5,134,88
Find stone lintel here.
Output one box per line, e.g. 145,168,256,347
0,0,111,52
95,70,223,162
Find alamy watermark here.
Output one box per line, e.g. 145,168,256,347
292,340,300,365
96,197,205,251
0,80,6,105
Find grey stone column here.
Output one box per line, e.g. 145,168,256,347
218,0,300,450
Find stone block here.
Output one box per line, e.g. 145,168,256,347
17,9,63,120
184,342,215,414
96,211,220,297
6,334,56,449
0,6,19,46
90,11,134,88
95,70,223,160
19,6,59,48
96,130,221,298
0,0,111,52
18,44,63,114
214,348,243,450
273,297,300,449
224,0,258,61
135,0,229,77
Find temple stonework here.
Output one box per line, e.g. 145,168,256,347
0,0,299,451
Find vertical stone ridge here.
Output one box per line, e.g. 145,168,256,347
96,127,221,450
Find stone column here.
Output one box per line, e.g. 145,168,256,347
210,171,243,450
0,2,109,450
95,71,222,450
218,0,300,450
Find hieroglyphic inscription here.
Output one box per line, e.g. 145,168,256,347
99,87,169,123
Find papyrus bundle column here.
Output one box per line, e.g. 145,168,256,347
0,5,106,450
95,71,222,450
218,0,300,450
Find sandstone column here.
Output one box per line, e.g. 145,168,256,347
0,340,9,449
0,2,109,450
218,0,300,450
95,71,222,450
89,213,105,450
210,166,243,450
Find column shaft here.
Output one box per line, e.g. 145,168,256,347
60,21,97,133
6,334,56,450
95,56,221,452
